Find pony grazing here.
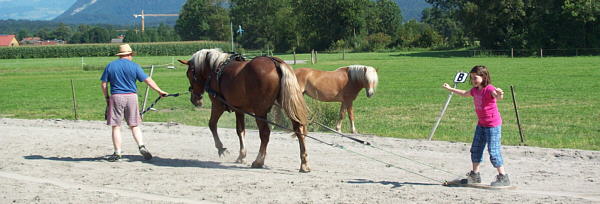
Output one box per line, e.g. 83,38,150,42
295,65,379,134
179,49,311,172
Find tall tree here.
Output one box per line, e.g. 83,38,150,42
176,0,230,41
368,0,403,36
52,23,72,41
422,6,466,47
230,0,294,51
293,0,370,51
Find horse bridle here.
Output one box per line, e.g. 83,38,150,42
187,60,205,100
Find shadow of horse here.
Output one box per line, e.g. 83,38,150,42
346,178,439,188
23,155,243,169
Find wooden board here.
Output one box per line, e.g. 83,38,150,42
443,179,517,190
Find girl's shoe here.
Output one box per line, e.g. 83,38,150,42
491,174,511,186
465,171,481,184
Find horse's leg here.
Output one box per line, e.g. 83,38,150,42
251,117,270,168
209,107,228,157
347,101,358,134
293,121,310,173
336,102,348,133
234,111,247,163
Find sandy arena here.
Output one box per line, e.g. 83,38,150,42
1,118,599,203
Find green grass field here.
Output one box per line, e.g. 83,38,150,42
1,51,599,150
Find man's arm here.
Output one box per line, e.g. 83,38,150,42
144,77,168,96
101,81,109,99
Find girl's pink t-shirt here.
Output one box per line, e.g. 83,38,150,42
470,85,502,127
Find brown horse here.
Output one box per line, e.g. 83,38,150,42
295,65,378,134
179,49,311,172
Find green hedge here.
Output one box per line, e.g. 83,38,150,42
0,41,231,59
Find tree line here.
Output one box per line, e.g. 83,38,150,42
423,0,600,49
7,21,179,44
176,0,441,52
6,0,600,52
175,0,600,52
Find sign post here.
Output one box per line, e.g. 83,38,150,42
428,72,468,141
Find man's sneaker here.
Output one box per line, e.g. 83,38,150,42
463,171,481,184
107,153,122,162
139,145,153,160
491,174,511,186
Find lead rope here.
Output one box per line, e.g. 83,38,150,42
311,121,461,178
140,92,189,116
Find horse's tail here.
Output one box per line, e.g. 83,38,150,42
275,59,309,127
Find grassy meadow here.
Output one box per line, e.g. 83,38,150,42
0,51,599,150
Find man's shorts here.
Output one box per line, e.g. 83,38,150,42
107,93,142,126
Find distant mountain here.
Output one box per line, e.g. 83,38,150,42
46,0,428,27
53,0,186,26
395,0,431,21
0,0,76,20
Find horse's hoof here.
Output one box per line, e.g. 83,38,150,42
218,148,229,157
251,161,263,168
235,158,246,164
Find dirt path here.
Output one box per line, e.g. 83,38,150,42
1,118,599,203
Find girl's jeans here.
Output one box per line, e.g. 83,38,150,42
470,125,504,168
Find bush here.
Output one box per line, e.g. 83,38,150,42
363,33,392,51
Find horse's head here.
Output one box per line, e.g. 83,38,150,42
180,48,232,107
348,65,379,98
179,58,204,107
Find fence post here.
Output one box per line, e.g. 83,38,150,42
70,79,79,120
511,48,514,58
311,49,315,64
141,65,155,119
342,48,345,60
293,50,296,65
540,48,543,58
315,50,318,64
510,85,526,145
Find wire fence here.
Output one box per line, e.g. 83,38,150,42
300,48,600,58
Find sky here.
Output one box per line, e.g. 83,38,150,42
0,0,77,20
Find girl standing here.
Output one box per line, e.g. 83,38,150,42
442,65,510,186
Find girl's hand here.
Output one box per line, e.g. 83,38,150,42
493,88,504,99
495,88,504,95
442,83,451,90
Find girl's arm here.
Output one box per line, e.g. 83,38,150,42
492,87,504,100
442,83,471,97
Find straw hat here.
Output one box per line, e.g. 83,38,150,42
115,44,134,56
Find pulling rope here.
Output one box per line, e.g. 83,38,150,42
140,92,189,116
205,90,447,183
139,88,456,183
310,121,461,178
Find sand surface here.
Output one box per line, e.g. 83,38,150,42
1,118,599,203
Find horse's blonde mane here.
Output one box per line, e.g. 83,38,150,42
189,48,231,72
341,65,379,88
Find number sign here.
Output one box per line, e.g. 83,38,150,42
454,72,468,83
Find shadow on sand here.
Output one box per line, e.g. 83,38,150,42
23,155,245,170
346,178,439,188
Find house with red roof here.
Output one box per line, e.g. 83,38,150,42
0,35,19,47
